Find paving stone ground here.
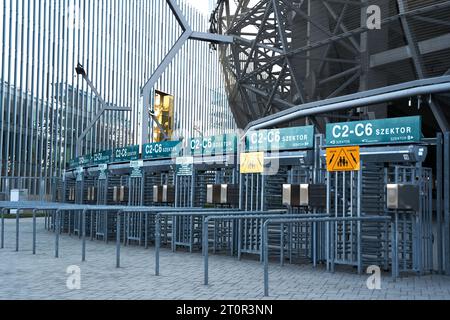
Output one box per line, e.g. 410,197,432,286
1,218,450,300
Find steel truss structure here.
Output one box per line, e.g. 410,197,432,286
210,0,450,130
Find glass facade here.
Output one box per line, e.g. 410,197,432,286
0,0,236,184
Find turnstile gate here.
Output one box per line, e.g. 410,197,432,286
93,168,110,241
388,165,434,275
325,145,433,275
239,136,324,260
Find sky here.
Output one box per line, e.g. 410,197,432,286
185,0,213,16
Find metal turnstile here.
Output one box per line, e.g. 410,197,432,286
281,136,327,265
87,166,111,242
62,169,85,236
198,155,239,254
142,159,177,246
238,137,323,260
324,145,433,275
388,165,434,276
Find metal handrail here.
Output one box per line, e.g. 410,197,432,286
201,213,330,286
262,216,392,297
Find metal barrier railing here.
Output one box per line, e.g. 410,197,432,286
0,199,444,296
0,177,62,202
201,213,330,286
261,216,392,297
0,202,252,265
153,210,287,276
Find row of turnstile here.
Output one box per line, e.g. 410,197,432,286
61,135,440,276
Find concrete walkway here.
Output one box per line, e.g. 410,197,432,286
1,218,450,300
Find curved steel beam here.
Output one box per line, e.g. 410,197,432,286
244,76,450,133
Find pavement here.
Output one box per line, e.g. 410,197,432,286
1,218,450,300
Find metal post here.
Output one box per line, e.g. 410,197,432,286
417,166,424,275
263,221,269,297
145,213,149,249
155,214,161,276
444,132,450,275
16,209,21,252
238,218,242,260
116,210,122,268
190,170,195,207
357,161,363,274
172,215,177,252
326,171,331,271
105,210,108,244
391,213,399,280
55,209,60,258
239,173,243,211
90,210,94,241
189,215,194,253
280,223,284,266
313,220,317,268
174,176,178,208
203,219,209,285
124,211,128,247
436,133,443,274
32,209,37,255
67,211,71,236
82,209,87,262
330,219,335,273
1,208,6,249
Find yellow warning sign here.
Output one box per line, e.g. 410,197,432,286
240,152,265,174
327,147,360,172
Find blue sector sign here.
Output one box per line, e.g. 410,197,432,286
246,126,315,152
326,116,422,146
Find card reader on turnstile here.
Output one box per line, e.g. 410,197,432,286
112,186,129,203
153,185,175,203
282,184,326,207
387,184,420,212
86,186,97,202
206,184,239,206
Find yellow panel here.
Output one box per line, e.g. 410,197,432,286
240,152,265,174
326,147,360,172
